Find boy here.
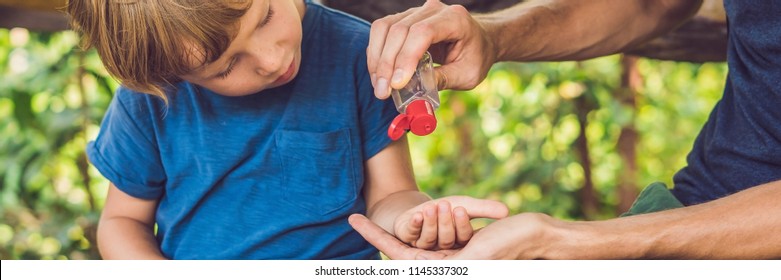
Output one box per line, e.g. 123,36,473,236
68,0,507,259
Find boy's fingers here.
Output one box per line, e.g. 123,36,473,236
436,201,456,249
414,203,439,250
348,214,417,260
400,212,424,243
453,206,473,246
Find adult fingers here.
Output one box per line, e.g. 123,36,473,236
434,66,449,90
391,4,471,90
370,0,449,98
368,10,414,91
433,55,490,91
442,196,510,219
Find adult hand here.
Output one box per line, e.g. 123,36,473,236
351,212,560,260
367,0,497,99
349,213,455,260
439,213,558,259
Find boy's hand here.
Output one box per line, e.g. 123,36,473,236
392,196,509,250
394,200,471,249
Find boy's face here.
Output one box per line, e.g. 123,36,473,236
181,0,305,96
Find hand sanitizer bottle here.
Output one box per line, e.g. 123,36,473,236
388,52,440,140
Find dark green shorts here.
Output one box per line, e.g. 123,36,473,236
621,182,684,217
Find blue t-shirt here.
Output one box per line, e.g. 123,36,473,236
672,0,781,205
87,2,397,259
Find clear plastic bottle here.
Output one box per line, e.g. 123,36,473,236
388,52,441,140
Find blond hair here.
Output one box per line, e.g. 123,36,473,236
67,0,252,101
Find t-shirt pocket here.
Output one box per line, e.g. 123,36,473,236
275,128,359,215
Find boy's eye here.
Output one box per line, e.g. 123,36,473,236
260,7,274,27
213,6,273,80
216,58,237,79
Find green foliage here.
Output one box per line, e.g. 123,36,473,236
0,27,727,259
1,28,116,260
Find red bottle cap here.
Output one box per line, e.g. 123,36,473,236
406,99,437,136
387,100,437,140
388,114,410,141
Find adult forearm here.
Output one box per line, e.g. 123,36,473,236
367,190,431,234
554,180,781,259
97,217,167,260
646,179,781,259
479,0,702,62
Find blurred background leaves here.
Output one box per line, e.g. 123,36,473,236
0,26,726,259
1,27,116,259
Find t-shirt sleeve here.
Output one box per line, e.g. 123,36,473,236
86,87,166,199
356,54,399,160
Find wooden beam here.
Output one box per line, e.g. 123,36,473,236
0,0,727,62
0,0,67,11
0,5,69,32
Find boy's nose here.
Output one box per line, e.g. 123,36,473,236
251,49,283,77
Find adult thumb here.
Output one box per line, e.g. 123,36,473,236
434,66,450,91
434,64,483,91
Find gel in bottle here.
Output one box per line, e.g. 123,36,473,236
387,52,440,140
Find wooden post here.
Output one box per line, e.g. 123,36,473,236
615,55,642,214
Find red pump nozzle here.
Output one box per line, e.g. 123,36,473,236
388,99,437,140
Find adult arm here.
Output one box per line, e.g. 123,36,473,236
355,179,781,259
482,0,703,62
97,183,167,259
542,179,781,259
368,0,703,97
445,179,781,259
